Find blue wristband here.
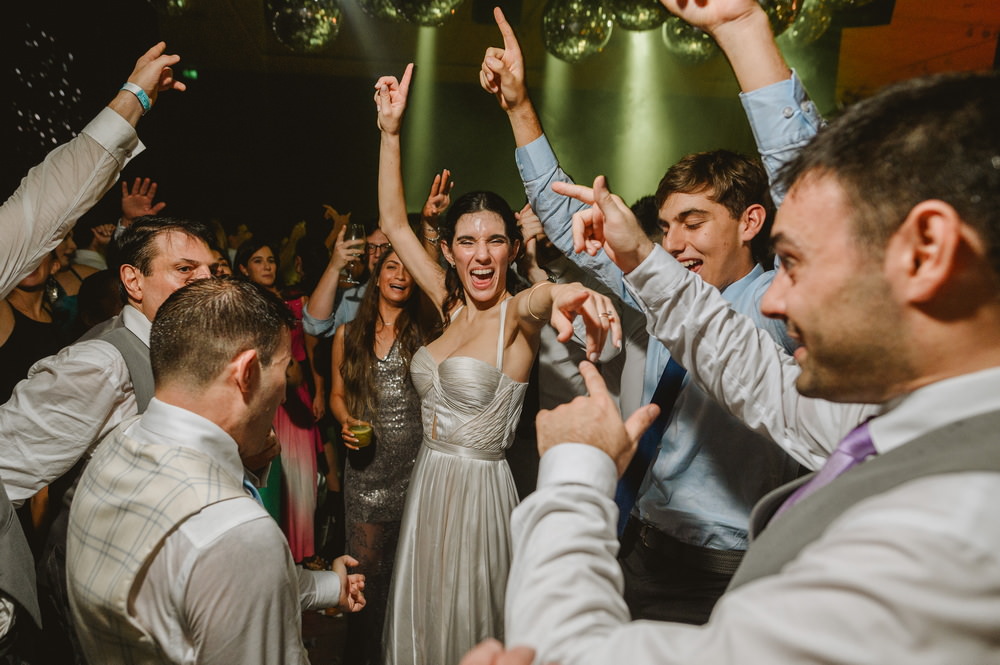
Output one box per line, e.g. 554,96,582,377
120,82,151,115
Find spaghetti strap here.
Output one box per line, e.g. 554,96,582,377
495,299,508,370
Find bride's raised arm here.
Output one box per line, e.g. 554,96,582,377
376,64,448,315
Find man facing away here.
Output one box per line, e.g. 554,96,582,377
67,278,365,664
464,0,1000,662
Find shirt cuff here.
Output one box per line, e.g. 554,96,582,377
301,304,334,337
537,443,618,498
515,134,559,182
622,245,683,318
739,70,822,155
301,569,341,609
81,107,144,165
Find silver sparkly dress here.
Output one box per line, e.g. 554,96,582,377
384,300,527,665
344,338,422,662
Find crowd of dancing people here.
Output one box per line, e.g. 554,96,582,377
3,0,1000,664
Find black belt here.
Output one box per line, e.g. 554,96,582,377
624,517,745,576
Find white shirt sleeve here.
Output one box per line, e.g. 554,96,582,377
506,445,1000,665
623,245,878,469
0,339,136,504
0,107,140,299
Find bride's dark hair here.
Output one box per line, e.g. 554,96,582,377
438,191,526,322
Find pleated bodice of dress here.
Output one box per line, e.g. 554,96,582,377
409,348,527,459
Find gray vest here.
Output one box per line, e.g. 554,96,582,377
100,322,153,412
729,409,1000,590
0,482,41,629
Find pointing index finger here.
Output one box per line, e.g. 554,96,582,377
399,62,414,97
494,7,521,57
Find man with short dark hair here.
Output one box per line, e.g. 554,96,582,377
480,8,799,623
67,278,365,664
473,1,1000,663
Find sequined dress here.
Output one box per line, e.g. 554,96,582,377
384,300,527,665
344,338,422,662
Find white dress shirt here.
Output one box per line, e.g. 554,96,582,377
0,107,141,299
505,367,1000,665
128,399,340,665
0,304,149,504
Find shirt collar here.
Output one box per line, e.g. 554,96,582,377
122,304,153,347
129,398,244,485
869,366,1000,455
719,263,765,304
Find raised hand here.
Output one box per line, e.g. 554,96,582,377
90,223,116,249
515,202,544,242
422,169,454,220
329,226,366,273
375,63,414,135
536,361,660,476
553,176,655,274
480,7,528,112
127,41,187,106
659,0,761,35
322,205,352,249
120,177,166,226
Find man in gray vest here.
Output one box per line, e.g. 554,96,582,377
67,278,364,664
0,215,224,661
462,1,1000,663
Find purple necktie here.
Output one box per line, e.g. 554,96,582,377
773,421,876,519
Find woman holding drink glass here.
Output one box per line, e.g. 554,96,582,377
330,248,432,663
375,64,620,665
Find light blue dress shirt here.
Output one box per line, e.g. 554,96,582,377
515,72,820,549
301,282,367,337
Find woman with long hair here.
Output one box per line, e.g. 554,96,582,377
235,238,324,563
375,65,620,665
330,248,430,665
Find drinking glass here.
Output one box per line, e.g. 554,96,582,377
339,222,367,287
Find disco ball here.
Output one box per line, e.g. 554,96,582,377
394,0,465,26
542,0,614,63
759,0,799,37
661,15,718,63
606,0,669,31
358,0,406,22
779,0,833,47
270,0,341,53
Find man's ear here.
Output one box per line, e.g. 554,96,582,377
740,204,767,242
120,264,143,303
232,348,260,398
889,199,967,304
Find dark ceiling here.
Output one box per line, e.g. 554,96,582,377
5,0,999,238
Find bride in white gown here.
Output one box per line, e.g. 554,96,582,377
375,64,621,665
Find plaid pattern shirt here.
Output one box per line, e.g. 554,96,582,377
67,417,245,664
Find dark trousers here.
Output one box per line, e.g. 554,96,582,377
618,517,742,625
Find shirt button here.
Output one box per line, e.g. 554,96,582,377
800,101,814,114
782,106,794,118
